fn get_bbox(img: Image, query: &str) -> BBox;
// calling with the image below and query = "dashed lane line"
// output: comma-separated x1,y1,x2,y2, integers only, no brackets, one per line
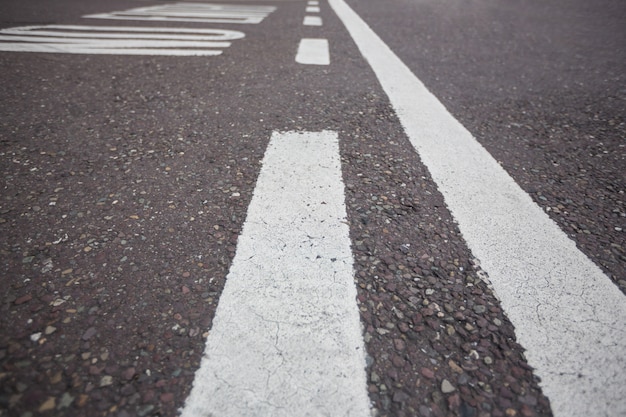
295,38,330,65
303,15,323,26
328,0,626,416
180,131,370,417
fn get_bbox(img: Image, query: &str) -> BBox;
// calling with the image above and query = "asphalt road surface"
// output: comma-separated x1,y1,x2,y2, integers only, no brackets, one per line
1,0,624,417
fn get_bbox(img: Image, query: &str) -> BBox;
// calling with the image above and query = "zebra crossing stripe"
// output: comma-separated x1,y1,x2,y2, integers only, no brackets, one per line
180,131,370,417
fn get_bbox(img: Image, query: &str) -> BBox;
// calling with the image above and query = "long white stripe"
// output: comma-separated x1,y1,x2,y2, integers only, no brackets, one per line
328,0,626,416
85,13,266,24
295,38,329,65
0,43,223,56
181,131,370,417
0,36,230,48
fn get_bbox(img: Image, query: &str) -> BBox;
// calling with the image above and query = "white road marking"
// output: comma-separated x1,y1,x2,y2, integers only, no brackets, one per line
308,1,320,5
306,6,321,13
303,15,323,26
295,38,329,65
180,131,370,417
328,0,626,416
0,25,244,56
85,2,276,25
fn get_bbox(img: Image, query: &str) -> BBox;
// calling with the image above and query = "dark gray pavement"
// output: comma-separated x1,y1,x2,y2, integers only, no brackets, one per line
0,0,623,416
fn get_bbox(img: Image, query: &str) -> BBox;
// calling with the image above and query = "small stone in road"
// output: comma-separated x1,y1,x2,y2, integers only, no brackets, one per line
38,397,56,412
58,392,74,409
82,327,97,341
473,305,487,314
30,332,42,342
393,338,406,351
122,367,136,380
100,375,113,387
160,392,174,402
15,294,32,305
45,326,57,335
441,379,456,393
448,360,463,374
420,367,435,379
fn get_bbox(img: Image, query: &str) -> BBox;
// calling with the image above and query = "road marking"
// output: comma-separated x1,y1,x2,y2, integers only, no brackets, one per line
308,1,320,5
85,2,276,25
295,38,329,65
0,25,244,56
303,15,323,26
328,0,626,416
180,131,370,417
306,6,321,13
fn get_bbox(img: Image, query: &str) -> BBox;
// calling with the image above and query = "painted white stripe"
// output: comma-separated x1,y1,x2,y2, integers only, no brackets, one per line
0,43,223,56
308,1,320,5
181,131,370,417
0,25,243,56
0,36,230,48
85,3,276,25
1,25,245,40
328,0,626,415
303,15,323,26
295,38,329,65
306,6,321,13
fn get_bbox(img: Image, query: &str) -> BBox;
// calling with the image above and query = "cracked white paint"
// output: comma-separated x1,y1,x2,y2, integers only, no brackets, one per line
329,0,626,416
180,131,370,417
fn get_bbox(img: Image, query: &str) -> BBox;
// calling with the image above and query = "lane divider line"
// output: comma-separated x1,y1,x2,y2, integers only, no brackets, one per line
303,15,323,26
180,131,370,417
328,0,626,415
295,38,329,65
306,6,321,13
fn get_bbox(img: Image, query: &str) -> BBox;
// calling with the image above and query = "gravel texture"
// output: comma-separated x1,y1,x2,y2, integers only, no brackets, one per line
0,0,599,416
345,0,625,292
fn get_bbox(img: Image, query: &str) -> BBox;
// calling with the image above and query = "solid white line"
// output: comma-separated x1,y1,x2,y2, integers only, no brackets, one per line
180,131,370,417
328,0,626,416
295,38,329,65
303,15,323,26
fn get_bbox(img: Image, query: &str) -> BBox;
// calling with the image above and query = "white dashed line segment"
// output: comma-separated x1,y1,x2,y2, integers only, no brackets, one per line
328,0,626,416
180,131,370,417
303,15,323,26
295,38,329,65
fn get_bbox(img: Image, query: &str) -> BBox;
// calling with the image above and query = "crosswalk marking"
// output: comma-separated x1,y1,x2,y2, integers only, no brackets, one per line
0,25,244,56
328,0,626,415
181,131,370,417
85,2,276,25
296,38,330,65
